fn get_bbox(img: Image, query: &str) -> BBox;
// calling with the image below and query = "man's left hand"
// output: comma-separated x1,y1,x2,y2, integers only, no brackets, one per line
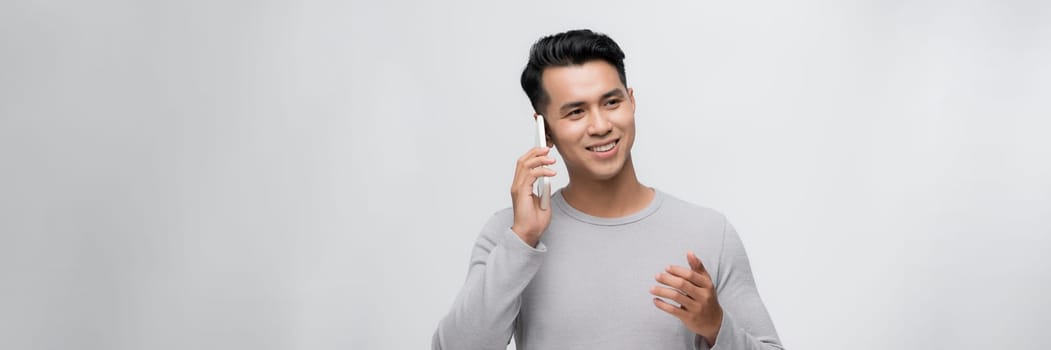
650,251,723,345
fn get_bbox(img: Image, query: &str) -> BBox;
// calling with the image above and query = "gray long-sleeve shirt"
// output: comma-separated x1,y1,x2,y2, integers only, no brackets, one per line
433,189,784,349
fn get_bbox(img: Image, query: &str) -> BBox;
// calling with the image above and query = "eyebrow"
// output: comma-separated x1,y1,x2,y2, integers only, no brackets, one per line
558,88,625,114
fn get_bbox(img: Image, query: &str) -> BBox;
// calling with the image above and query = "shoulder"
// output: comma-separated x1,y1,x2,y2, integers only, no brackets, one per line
656,190,731,230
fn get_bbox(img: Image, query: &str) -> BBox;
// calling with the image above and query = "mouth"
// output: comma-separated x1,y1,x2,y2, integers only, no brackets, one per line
586,139,619,153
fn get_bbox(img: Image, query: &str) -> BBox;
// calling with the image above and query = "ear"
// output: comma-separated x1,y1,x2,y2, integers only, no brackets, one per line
628,87,636,113
535,112,555,148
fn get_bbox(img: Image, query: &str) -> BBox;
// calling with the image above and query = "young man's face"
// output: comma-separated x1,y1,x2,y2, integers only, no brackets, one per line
539,60,636,182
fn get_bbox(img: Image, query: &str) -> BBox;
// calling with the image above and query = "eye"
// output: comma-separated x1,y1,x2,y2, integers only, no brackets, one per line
604,99,622,107
567,109,584,118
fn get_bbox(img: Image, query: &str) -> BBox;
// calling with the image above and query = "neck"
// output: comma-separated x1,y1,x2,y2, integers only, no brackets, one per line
562,156,654,218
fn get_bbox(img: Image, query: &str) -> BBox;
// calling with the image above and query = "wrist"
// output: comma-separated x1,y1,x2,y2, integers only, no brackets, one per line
510,225,540,247
704,309,724,345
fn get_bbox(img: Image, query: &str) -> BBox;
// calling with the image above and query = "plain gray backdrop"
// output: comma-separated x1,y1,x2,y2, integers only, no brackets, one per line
2,0,1049,349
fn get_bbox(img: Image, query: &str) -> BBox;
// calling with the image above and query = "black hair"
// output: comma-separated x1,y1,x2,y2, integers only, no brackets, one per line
520,29,627,115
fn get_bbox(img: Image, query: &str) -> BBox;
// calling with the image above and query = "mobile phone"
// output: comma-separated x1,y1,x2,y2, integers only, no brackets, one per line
535,115,552,210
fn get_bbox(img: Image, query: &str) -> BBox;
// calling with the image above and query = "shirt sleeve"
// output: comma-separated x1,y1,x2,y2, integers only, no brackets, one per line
432,210,547,350
702,218,785,350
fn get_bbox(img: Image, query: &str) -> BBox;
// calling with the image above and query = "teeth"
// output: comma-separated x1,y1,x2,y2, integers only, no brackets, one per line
589,141,616,152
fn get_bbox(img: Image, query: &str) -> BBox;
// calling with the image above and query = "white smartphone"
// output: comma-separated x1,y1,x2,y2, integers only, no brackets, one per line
535,115,552,210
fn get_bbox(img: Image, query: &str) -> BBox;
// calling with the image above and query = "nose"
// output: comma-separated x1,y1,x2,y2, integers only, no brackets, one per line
586,109,613,137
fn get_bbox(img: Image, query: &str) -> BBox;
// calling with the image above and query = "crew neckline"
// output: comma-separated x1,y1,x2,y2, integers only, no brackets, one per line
552,187,664,226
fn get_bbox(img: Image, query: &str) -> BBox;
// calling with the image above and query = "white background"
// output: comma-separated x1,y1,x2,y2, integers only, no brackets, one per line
2,0,1049,349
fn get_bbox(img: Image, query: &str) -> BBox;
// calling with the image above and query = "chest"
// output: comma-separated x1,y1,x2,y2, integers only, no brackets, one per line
515,221,720,349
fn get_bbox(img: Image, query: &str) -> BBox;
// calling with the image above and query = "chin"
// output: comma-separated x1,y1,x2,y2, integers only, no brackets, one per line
585,160,627,181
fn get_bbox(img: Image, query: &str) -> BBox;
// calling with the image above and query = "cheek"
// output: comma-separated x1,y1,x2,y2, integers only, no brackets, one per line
552,124,584,145
615,112,636,134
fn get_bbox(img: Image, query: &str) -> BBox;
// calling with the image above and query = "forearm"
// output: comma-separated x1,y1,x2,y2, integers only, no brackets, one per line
705,312,784,350
703,219,784,350
433,227,546,350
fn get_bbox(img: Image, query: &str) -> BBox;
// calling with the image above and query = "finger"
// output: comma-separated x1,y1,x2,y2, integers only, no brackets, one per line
655,272,703,301
528,167,557,179
512,153,553,190
531,193,554,214
687,251,710,278
514,167,557,196
652,297,687,318
665,265,711,289
521,154,557,170
517,147,550,164
650,285,698,309
512,148,553,185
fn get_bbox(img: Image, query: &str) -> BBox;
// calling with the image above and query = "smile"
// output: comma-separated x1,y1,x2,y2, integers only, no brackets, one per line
587,139,619,152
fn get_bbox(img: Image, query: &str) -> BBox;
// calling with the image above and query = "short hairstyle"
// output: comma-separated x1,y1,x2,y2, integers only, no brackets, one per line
520,29,627,115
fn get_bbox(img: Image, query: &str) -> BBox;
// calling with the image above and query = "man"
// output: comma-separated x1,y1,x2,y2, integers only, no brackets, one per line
433,29,784,350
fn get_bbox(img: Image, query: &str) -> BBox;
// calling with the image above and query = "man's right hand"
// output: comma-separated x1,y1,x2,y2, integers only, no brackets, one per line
510,147,557,247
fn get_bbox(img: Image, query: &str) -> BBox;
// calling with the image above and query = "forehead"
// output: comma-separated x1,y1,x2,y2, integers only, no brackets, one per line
541,60,623,105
